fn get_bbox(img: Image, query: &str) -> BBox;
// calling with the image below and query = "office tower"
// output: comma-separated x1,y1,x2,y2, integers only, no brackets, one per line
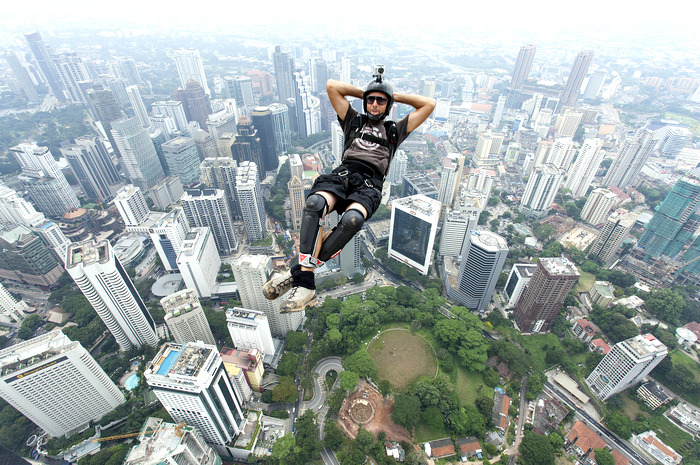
231,117,265,173
273,46,296,104
434,98,450,121
111,117,166,190
206,108,237,156
466,168,496,198
339,233,362,277
0,282,28,323
10,143,79,218
269,102,291,155
639,173,700,259
557,50,593,112
583,69,606,100
180,188,238,256
473,133,504,167
178,80,211,131
581,188,618,225
290,153,304,179
106,77,130,108
161,289,216,346
236,162,267,242
440,205,480,257
66,240,158,350
519,164,565,219
34,221,69,264
52,53,90,103
554,108,583,138
150,127,170,176
422,79,436,98
514,257,579,333
24,31,65,100
61,136,121,203
386,150,408,186
0,183,45,227
0,331,125,437
510,44,536,90
3,51,39,102
193,128,216,160
176,227,220,299
148,176,183,211
564,138,604,197
124,417,220,465
225,75,255,107
402,172,439,200
200,157,241,221
0,225,62,287
250,106,279,172
587,334,667,401
288,175,313,231
313,58,328,94
504,263,537,307
144,342,245,453
294,72,322,138
589,209,639,263
604,128,656,189
145,208,190,271
492,96,506,127
438,156,463,208
161,137,201,186
225,308,275,356
85,86,124,155
150,114,176,139
173,49,210,96
341,56,352,83
152,100,189,133
114,184,150,226
220,348,260,398
388,195,441,275
657,126,691,157
450,231,508,313
116,56,141,86
126,85,150,128
231,255,302,337
534,138,575,170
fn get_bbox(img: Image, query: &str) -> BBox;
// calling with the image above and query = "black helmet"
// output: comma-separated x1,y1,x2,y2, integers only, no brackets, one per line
363,79,393,121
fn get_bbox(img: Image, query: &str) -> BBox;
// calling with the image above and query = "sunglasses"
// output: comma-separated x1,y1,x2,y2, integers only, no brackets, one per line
366,96,388,105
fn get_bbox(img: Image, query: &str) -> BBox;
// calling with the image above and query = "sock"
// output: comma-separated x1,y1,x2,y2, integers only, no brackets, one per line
292,266,316,290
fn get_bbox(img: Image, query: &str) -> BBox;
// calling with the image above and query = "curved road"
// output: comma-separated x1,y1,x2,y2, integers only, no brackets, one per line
303,357,344,465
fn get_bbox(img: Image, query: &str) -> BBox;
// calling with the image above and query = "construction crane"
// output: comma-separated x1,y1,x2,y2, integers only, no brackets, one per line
92,421,186,443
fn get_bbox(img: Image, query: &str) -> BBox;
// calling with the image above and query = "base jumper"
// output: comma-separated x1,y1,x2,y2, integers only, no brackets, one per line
263,68,436,313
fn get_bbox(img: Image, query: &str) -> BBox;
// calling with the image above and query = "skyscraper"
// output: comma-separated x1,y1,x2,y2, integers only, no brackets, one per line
200,157,241,221
473,133,504,167
564,138,604,197
66,239,158,351
519,164,565,219
35,220,70,262
180,188,238,256
583,69,606,100
0,225,63,287
235,161,267,242
206,107,237,156
269,102,291,156
439,206,480,257
288,175,313,230
451,230,508,313
402,173,439,200
114,184,150,227
231,117,264,173
587,334,667,401
116,56,142,86
438,156,464,208
225,75,255,108
111,117,166,190
466,168,496,198
604,128,656,189
180,79,212,131
580,188,619,226
61,136,121,203
504,263,537,307
0,331,125,437
511,44,536,90
554,108,583,138
589,209,639,263
173,49,210,96
126,85,150,128
52,53,90,104
273,46,295,104
250,106,279,172
24,30,65,101
161,289,216,346
313,58,328,94
176,227,221,299
0,282,28,323
514,257,579,333
0,183,45,228
145,207,190,271
557,50,593,112
387,150,408,185
152,100,188,133
144,341,245,454
86,86,124,155
3,51,39,102
161,136,201,186
226,308,275,356
388,195,441,275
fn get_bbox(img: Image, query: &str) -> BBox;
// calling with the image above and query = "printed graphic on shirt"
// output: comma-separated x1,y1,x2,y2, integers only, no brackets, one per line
355,125,383,150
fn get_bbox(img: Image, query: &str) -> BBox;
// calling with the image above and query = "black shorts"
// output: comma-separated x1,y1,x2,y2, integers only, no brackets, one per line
310,163,383,219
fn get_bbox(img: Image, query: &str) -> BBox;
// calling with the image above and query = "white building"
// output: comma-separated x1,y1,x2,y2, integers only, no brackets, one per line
61,136,121,203
604,128,656,189
440,210,474,257
0,331,125,437
388,195,441,275
0,183,45,227
231,255,302,337
147,207,191,272
587,334,667,401
438,155,464,208
330,121,344,168
111,117,165,191
34,221,70,263
152,100,188,133
149,175,185,210
632,431,682,465
162,289,216,346
0,282,28,324
226,308,275,356
235,161,267,242
519,164,564,219
581,188,618,225
144,342,246,453
176,228,220,299
180,188,238,256
589,209,639,263
126,85,150,129
504,263,537,307
66,240,158,351
387,150,408,185
473,133,504,167
114,184,150,227
173,48,210,96
466,168,496,198
564,138,604,197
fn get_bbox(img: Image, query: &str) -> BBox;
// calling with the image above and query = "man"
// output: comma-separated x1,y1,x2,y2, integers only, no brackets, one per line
264,71,436,313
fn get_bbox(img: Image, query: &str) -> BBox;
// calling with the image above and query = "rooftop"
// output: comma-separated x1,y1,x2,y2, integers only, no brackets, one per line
540,257,579,277
66,240,109,267
624,334,666,358
149,343,212,378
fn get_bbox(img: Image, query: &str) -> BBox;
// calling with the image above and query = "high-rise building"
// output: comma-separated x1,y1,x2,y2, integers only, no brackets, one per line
162,289,216,346
173,49,210,96
116,56,141,86
224,75,255,108
24,31,66,101
388,195,441,275
52,53,90,104
492,96,506,127
176,227,221,299
422,79,436,98
231,255,302,337
0,225,62,287
231,117,264,173
220,348,260,398
124,417,220,465
66,240,158,351
583,70,606,100
149,175,184,210
589,209,639,263
451,230,508,313
439,205,481,257
250,106,279,172
206,108,237,157
519,164,565,219
273,46,296,104
0,183,45,228
269,103,291,156
35,220,70,262
126,85,150,128
557,50,593,112
472,133,504,167
554,108,583,138
114,184,150,227
511,44,536,90
86,87,124,155
143,208,190,271
657,126,691,157
341,57,351,84
3,51,39,102
564,138,604,197
180,188,238,256
10,143,79,218
200,157,241,221
61,136,121,203
387,150,408,186
225,308,275,356
587,334,667,401
152,100,188,133
236,162,267,242
537,138,576,170
313,58,328,94
514,257,579,333
144,342,245,453
0,331,125,437
111,117,165,190
179,79,212,131
466,168,496,198
0,281,28,324
161,137,201,186
402,172,439,200
504,263,537,307
288,175,313,231
581,188,618,225
604,128,656,189
438,156,464,208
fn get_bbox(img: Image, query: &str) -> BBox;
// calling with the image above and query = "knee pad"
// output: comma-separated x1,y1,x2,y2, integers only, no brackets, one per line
339,208,365,234
317,209,365,262
304,194,327,215
299,194,328,266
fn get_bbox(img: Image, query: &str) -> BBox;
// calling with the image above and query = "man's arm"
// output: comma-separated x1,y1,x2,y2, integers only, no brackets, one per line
326,79,363,121
393,93,436,133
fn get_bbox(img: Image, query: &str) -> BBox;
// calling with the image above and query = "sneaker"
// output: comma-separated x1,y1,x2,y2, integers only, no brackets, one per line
280,286,317,313
262,270,293,300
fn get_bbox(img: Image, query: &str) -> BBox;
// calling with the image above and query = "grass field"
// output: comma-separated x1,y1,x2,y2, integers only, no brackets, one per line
414,421,450,443
575,267,596,293
368,328,438,392
520,333,563,372
670,350,700,381
454,362,491,405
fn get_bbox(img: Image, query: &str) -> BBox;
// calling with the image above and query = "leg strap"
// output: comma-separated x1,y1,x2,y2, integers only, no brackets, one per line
299,194,327,268
317,208,365,262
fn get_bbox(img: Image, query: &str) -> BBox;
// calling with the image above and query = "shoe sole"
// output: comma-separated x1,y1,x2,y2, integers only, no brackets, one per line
280,297,318,314
262,276,292,300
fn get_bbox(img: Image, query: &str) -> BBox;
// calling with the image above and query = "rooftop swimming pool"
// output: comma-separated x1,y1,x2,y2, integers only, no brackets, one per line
124,373,139,391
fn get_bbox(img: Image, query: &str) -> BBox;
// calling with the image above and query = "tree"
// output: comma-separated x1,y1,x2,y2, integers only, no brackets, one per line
422,406,444,430
519,430,555,465
339,370,359,391
549,431,564,452
476,396,494,417
391,394,421,430
478,211,492,225
285,331,307,352
343,349,377,378
533,224,556,243
378,379,392,396
324,421,344,450
645,288,685,323
276,352,300,377
594,448,615,465
271,376,298,403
